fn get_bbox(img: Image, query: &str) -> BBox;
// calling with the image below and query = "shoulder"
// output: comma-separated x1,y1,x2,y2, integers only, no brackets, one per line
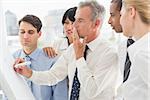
99,39,117,53
13,49,22,58
39,48,58,61
53,37,67,45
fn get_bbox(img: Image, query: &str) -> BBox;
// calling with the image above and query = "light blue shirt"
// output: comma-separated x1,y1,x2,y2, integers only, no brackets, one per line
13,48,68,100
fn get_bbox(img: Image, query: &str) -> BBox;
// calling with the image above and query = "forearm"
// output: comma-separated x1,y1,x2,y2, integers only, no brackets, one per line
29,55,68,86
29,69,67,86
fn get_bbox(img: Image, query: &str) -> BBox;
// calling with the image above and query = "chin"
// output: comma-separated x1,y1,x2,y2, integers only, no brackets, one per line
123,32,130,37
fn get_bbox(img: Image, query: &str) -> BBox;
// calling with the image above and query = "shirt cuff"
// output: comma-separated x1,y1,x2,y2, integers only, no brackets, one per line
29,70,36,81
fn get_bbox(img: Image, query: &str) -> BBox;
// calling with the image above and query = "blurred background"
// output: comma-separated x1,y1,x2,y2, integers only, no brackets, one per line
0,0,122,53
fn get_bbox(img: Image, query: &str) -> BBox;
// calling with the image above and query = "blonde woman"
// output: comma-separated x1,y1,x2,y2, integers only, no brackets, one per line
120,0,150,99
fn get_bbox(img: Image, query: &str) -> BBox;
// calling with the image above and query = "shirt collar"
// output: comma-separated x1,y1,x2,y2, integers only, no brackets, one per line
20,48,40,60
87,35,102,52
128,32,150,56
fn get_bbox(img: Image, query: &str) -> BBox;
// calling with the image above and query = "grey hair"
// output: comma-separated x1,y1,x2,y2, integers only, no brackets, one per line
78,0,106,22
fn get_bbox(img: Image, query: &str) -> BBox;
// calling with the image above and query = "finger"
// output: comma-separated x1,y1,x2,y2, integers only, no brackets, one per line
15,67,22,73
14,67,17,72
43,47,50,57
17,58,25,63
16,66,25,74
43,47,48,54
73,28,80,42
49,48,55,57
13,58,23,67
51,48,57,57
47,47,52,57
74,30,80,40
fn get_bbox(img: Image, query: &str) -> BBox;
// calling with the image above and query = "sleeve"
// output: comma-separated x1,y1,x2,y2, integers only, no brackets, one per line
76,49,119,99
52,38,63,55
29,53,68,86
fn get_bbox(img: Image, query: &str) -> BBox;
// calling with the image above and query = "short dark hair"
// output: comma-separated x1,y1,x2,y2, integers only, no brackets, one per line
111,0,122,11
62,7,77,25
18,15,42,32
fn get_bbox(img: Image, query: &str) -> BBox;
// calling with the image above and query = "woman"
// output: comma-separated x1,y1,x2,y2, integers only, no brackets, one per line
120,0,150,99
43,7,77,57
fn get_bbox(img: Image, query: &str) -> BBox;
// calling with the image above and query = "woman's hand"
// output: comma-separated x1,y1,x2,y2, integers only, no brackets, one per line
43,47,57,58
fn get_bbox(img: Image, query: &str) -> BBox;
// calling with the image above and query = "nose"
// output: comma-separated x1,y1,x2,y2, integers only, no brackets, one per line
23,32,30,38
67,23,73,30
108,17,112,24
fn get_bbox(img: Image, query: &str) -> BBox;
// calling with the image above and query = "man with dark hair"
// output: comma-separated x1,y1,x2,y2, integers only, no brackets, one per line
108,0,122,33
13,14,68,100
108,1,135,100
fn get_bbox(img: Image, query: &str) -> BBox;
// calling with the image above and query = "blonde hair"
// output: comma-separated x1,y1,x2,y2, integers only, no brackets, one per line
123,0,150,24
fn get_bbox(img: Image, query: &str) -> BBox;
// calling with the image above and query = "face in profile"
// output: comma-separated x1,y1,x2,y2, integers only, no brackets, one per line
63,17,74,39
19,21,41,48
74,7,96,39
120,5,133,37
108,3,122,33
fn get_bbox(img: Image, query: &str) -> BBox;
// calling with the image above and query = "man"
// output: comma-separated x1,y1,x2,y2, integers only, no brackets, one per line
108,0,124,85
108,1,125,99
108,0,135,99
13,15,68,100
14,1,119,100
108,0,134,83
108,0,122,33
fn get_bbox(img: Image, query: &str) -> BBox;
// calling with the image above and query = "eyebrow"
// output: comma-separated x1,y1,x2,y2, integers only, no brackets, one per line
19,29,35,32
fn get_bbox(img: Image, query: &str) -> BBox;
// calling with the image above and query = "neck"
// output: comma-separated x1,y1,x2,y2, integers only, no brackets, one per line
133,23,150,40
23,46,37,55
86,32,99,43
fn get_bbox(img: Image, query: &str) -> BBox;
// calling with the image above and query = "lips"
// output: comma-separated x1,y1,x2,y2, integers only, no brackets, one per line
22,40,30,43
66,31,73,35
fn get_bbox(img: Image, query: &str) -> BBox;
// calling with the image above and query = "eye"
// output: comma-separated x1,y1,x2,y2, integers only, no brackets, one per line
28,30,34,34
78,19,83,23
64,21,69,24
19,31,25,34
110,13,115,17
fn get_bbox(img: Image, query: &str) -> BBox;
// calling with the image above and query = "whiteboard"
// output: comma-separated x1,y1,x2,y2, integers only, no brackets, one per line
0,50,35,100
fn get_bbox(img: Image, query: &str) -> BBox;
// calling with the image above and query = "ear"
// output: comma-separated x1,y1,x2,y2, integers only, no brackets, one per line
94,19,101,29
129,6,136,19
38,31,42,37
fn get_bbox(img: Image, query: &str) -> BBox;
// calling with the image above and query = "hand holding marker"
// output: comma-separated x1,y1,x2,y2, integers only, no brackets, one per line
14,61,31,68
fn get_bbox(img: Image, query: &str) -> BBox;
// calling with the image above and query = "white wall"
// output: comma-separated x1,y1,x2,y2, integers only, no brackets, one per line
1,0,121,54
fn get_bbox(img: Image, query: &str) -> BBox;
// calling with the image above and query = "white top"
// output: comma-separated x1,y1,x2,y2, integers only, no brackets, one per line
115,39,127,98
122,32,150,100
29,36,119,100
52,37,69,55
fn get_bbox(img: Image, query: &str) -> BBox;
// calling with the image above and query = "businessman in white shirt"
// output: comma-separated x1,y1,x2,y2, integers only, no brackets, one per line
14,1,119,100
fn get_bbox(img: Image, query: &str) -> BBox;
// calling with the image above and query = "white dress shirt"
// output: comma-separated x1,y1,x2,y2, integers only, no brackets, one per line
29,36,119,100
52,37,69,55
114,39,127,100
121,32,150,100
